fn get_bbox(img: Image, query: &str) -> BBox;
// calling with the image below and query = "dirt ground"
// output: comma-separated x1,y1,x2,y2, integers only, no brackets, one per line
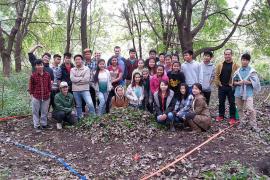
0,87,269,179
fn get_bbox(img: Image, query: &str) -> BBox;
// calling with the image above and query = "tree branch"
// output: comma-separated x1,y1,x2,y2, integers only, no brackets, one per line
191,0,208,38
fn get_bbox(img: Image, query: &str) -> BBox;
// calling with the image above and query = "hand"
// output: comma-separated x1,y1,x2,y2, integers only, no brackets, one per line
158,115,166,121
163,114,167,120
243,80,251,85
238,80,244,85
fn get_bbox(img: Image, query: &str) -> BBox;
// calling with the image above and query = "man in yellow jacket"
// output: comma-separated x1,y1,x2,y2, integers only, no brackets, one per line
214,49,239,125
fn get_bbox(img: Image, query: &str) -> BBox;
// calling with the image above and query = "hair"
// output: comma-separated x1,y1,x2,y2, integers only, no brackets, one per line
156,65,165,77
34,59,43,66
114,46,121,50
172,53,179,61
53,54,61,59
224,48,233,55
149,49,157,54
158,80,170,97
203,51,213,58
159,52,165,56
132,72,143,87
241,53,251,61
192,83,203,92
142,68,149,74
74,54,83,60
165,54,172,59
129,48,136,53
42,52,51,58
183,50,193,56
94,59,106,83
179,83,189,101
63,52,72,58
83,48,92,54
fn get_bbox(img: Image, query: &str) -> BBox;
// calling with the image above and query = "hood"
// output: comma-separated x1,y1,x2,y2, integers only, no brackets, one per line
115,85,125,99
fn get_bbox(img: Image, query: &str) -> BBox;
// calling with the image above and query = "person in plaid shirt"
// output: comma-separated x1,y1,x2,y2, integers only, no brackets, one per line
29,60,52,131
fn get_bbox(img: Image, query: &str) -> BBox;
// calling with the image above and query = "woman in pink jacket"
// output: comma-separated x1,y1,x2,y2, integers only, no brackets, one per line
150,65,169,94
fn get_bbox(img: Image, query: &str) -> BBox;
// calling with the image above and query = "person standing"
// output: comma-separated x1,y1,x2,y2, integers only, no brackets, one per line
181,50,200,94
59,52,74,91
50,54,62,109
70,54,96,119
233,53,261,131
168,61,185,98
215,49,239,125
29,60,52,131
199,51,215,105
144,49,159,66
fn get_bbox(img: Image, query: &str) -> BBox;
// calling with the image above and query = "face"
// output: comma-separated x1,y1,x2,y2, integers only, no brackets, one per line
64,56,71,64
114,48,121,56
116,88,124,97
84,52,92,61
224,50,233,62
75,56,83,67
180,86,186,95
98,61,105,70
165,57,172,66
172,63,180,72
241,59,249,67
159,55,165,62
95,52,101,60
156,66,164,76
183,53,192,62
138,60,144,68
160,82,168,91
192,85,201,95
112,58,118,66
172,55,178,62
35,63,44,72
203,54,212,64
149,52,156,58
142,71,149,79
134,74,141,83
129,52,136,59
54,57,61,65
149,59,156,68
61,86,69,94
42,55,50,64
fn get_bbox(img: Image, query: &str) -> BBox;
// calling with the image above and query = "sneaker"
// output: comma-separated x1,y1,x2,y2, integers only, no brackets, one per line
41,125,52,129
216,116,224,122
229,118,236,126
169,122,176,132
56,123,62,130
34,126,42,133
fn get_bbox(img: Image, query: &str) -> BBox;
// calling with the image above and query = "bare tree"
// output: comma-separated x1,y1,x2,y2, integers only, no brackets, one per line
0,0,26,76
81,0,88,51
66,0,78,52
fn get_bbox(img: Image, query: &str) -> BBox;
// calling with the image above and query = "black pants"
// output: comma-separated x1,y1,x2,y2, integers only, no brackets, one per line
202,91,211,105
106,89,115,113
52,111,74,125
218,86,236,118
49,89,59,111
82,86,96,112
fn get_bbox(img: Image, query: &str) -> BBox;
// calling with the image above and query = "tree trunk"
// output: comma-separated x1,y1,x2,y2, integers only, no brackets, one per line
15,31,23,72
66,0,73,53
1,53,11,76
81,0,88,51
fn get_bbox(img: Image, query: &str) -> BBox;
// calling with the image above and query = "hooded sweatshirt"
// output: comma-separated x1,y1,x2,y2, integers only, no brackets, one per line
111,85,129,108
199,62,215,92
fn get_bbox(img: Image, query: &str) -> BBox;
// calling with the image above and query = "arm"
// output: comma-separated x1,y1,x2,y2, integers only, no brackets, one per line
70,68,82,83
165,97,176,114
214,64,221,87
29,44,43,53
79,68,90,84
29,76,34,95
193,98,207,115
150,78,156,94
54,95,72,112
153,97,162,116
210,65,215,84
179,95,193,114
126,86,136,101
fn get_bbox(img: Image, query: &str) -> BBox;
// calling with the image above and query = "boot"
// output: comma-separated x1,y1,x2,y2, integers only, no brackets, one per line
56,123,62,130
187,119,201,132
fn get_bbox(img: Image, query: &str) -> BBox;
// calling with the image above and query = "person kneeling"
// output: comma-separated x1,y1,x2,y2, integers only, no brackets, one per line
153,80,176,131
185,83,211,132
52,82,75,130
111,85,129,109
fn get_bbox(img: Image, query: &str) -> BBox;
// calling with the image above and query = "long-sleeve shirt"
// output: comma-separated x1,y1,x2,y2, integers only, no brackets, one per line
29,71,51,100
199,62,215,92
70,65,90,91
181,60,200,87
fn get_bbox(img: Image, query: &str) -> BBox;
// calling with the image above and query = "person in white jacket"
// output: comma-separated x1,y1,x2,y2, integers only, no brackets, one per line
126,72,144,109
70,54,96,119
94,59,112,116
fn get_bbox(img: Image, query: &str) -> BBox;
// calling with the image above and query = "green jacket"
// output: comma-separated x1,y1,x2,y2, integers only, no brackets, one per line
54,92,74,113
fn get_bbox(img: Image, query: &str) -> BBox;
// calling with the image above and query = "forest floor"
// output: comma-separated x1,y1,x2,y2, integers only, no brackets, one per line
0,87,270,179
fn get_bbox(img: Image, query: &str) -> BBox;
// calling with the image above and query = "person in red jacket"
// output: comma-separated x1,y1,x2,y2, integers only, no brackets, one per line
29,60,52,132
125,48,139,85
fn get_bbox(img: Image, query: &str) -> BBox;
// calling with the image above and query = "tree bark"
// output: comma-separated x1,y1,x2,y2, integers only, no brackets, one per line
66,0,73,53
81,0,88,51
15,30,23,72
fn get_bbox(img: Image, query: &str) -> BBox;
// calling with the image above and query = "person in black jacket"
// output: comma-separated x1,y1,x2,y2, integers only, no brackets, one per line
28,44,54,81
59,52,74,92
153,80,176,131
167,61,185,98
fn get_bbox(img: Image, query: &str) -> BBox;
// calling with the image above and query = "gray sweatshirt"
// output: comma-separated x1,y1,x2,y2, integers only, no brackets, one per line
181,60,200,87
199,62,215,92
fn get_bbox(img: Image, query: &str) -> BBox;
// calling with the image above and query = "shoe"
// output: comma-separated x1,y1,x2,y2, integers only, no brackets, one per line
35,126,42,133
229,118,236,126
169,122,176,132
42,125,52,129
56,123,62,130
216,116,224,122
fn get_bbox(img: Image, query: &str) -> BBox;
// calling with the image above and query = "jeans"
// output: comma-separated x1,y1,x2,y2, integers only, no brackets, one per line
52,111,75,125
218,86,236,118
156,112,174,124
32,97,50,128
73,91,96,118
202,91,211,105
98,92,108,116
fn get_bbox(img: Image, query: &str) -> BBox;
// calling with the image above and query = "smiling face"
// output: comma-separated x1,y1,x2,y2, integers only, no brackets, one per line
42,55,50,64
160,81,168,92
142,71,149,79
111,57,118,66
192,85,201,95
138,60,144,69
61,86,69,95
224,49,233,63
172,62,180,72
134,73,141,84
116,87,124,97
149,59,156,68
114,48,121,56
64,56,71,64
203,54,212,64
156,66,164,76
54,57,61,65
129,51,136,59
241,58,249,67
98,61,105,70
183,53,192,62
75,56,83,67
180,85,186,95
84,52,92,61
172,55,178,62
165,56,172,66
159,55,165,63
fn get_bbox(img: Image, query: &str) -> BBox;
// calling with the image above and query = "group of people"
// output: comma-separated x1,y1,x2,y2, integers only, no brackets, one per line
28,45,261,132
